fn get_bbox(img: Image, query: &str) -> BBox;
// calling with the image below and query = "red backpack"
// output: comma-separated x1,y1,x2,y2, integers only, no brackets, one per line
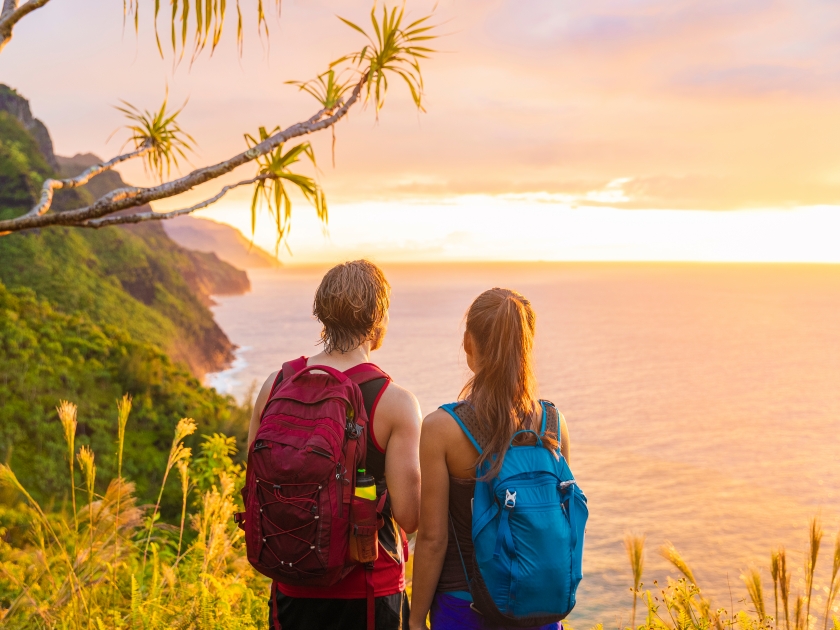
236,359,389,595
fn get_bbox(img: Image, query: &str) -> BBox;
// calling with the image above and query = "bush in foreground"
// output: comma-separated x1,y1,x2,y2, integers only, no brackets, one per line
0,398,265,629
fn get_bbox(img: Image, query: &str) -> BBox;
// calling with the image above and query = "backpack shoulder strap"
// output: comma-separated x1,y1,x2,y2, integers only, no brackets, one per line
345,364,391,420
259,360,305,421
439,402,486,455
281,356,308,382
344,362,391,385
539,400,561,452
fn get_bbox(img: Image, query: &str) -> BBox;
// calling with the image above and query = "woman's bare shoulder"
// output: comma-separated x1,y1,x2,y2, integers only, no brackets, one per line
422,407,473,446
422,407,459,432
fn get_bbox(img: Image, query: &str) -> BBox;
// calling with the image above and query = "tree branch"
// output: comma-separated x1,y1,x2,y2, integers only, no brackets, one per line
21,145,152,221
0,76,365,235
80,175,273,228
0,0,52,53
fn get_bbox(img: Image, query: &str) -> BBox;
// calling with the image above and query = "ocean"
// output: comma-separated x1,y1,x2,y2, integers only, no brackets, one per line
206,263,840,627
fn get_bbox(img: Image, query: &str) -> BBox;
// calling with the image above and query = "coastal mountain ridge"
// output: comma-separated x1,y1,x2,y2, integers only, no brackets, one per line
54,152,279,272
0,84,250,376
56,153,256,305
0,84,58,171
163,216,281,270
0,84,254,505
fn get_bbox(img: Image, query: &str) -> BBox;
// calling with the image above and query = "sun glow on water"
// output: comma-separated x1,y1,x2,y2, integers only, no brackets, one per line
197,195,840,264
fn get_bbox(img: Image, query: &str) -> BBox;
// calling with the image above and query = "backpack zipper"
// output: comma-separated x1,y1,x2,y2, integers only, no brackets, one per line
277,420,342,447
309,446,333,459
336,462,343,518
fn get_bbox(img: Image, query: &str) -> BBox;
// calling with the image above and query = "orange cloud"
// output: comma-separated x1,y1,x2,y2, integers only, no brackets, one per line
3,0,840,211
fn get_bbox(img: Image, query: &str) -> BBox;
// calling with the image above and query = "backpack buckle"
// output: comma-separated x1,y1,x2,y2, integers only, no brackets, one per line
346,421,363,439
504,489,517,509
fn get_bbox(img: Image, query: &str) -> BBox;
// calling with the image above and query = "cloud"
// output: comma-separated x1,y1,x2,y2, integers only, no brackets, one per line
673,64,840,97
4,0,840,213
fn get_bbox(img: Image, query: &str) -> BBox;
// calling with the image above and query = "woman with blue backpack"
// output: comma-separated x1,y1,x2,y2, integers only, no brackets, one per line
409,288,588,630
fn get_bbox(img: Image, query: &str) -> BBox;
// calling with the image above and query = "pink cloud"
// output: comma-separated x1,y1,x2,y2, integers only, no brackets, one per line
3,0,840,210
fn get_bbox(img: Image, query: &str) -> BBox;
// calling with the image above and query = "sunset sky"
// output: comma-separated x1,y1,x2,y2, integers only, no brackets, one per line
3,0,840,261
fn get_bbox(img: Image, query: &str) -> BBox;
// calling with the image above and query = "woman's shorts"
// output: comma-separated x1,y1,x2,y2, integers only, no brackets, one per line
430,592,563,630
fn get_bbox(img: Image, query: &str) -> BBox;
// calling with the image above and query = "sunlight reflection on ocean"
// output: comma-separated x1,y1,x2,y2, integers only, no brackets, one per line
206,263,840,626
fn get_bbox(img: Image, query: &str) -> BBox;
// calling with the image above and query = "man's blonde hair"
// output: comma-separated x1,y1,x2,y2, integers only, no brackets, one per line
313,260,391,353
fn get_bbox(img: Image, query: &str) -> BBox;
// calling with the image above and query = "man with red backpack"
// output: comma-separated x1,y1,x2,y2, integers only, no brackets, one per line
243,260,422,630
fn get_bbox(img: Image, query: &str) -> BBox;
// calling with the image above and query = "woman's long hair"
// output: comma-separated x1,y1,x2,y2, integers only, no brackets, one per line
460,288,557,477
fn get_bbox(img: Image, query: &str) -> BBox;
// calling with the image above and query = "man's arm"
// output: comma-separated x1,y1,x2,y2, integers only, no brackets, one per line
375,382,422,534
247,371,278,448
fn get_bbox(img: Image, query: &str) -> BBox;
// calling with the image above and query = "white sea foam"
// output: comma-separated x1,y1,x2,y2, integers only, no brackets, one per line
206,346,251,396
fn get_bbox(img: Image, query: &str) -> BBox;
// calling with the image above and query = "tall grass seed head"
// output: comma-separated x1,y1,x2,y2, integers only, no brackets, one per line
117,394,132,433
77,445,96,496
173,417,197,444
57,400,78,446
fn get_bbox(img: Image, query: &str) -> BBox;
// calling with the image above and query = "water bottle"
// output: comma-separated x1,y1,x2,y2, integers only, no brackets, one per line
349,469,379,563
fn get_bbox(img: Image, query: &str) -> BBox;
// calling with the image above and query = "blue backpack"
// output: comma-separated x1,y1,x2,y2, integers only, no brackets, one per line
440,400,588,627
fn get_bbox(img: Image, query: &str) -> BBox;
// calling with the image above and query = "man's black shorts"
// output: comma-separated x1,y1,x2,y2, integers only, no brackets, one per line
268,589,410,630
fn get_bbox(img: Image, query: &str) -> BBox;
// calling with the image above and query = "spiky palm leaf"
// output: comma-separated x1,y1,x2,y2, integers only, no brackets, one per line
333,3,437,114
287,70,355,166
287,69,354,111
245,126,327,254
116,95,195,181
127,0,278,61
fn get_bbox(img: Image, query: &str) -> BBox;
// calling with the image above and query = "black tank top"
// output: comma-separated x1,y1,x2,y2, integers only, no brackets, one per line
437,401,561,593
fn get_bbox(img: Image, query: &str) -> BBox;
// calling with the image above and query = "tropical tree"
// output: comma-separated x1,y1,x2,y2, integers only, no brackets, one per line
0,0,437,244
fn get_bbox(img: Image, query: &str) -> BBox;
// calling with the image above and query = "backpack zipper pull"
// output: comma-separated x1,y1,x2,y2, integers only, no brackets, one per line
504,489,517,509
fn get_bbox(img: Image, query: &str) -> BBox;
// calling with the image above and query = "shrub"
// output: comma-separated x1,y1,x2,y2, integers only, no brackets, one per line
0,398,266,629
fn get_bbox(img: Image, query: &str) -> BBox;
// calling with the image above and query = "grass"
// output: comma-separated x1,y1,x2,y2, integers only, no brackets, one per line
626,533,646,628
0,397,263,628
616,522,840,630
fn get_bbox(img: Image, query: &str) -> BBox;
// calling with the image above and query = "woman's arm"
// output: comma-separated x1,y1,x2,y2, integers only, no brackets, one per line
247,372,278,448
560,412,571,464
409,411,452,630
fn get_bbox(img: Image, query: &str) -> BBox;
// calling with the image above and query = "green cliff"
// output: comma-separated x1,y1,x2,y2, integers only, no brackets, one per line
0,86,251,510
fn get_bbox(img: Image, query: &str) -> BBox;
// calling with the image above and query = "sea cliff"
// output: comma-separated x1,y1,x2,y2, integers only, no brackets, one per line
0,85,253,505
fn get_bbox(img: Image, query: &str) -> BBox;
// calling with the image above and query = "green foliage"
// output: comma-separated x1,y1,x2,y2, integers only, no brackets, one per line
0,415,266,628
245,126,327,253
116,95,195,180
0,89,252,516
0,112,52,212
0,113,241,374
334,3,437,113
192,434,244,500
0,281,247,514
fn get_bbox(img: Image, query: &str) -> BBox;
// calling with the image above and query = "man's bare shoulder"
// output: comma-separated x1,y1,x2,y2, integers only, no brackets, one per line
375,380,422,427
257,371,279,400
